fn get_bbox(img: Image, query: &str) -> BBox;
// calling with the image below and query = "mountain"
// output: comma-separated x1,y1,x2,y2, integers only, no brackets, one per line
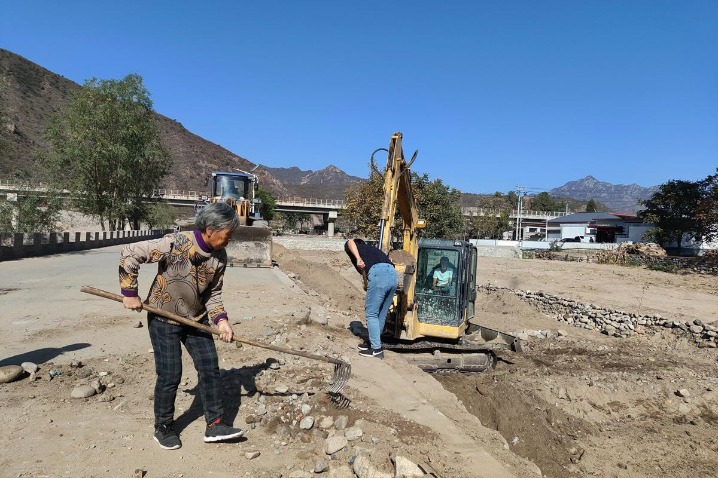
550,175,659,214
0,48,288,197
262,164,363,200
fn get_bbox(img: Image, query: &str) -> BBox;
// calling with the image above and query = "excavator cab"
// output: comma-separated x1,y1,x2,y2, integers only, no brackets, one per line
415,239,477,329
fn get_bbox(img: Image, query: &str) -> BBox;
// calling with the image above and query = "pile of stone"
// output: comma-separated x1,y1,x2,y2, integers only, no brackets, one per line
596,242,667,266
693,250,718,275
481,285,718,348
234,359,430,477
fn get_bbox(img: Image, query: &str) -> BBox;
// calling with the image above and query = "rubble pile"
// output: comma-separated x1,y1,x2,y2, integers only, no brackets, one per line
596,242,667,266
481,286,718,347
693,250,718,275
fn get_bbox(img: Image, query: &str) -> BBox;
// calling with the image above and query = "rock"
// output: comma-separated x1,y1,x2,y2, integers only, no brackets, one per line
516,332,530,341
557,329,568,337
328,465,354,478
334,415,348,430
345,426,363,441
90,379,104,394
301,404,312,415
325,436,348,455
269,361,281,370
314,459,329,473
74,368,92,379
300,416,315,430
393,455,425,477
21,362,38,374
352,454,392,478
275,384,290,393
0,365,24,384
319,416,335,429
133,320,143,328
310,305,329,325
71,385,97,399
245,414,259,424
678,403,691,415
245,451,261,459
676,389,691,398
690,325,703,334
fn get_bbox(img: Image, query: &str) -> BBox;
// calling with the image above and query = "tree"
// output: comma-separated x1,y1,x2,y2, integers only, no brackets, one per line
144,202,177,229
255,188,276,221
343,171,384,239
585,198,598,212
42,74,171,231
693,170,718,243
639,179,703,253
344,166,464,240
411,172,464,239
527,192,565,212
278,211,312,233
0,174,64,233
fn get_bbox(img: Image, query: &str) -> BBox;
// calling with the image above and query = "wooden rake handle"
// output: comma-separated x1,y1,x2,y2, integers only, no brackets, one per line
80,286,347,366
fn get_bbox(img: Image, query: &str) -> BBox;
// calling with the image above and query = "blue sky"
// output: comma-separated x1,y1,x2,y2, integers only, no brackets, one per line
1,0,716,195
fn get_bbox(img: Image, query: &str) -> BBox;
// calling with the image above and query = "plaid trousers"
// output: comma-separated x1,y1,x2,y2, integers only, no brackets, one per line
148,313,223,426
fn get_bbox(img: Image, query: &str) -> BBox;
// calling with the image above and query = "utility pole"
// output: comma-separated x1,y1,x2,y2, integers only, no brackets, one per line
515,185,525,241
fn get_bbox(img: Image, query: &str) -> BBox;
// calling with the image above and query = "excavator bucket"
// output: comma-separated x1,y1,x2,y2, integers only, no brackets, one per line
225,225,273,267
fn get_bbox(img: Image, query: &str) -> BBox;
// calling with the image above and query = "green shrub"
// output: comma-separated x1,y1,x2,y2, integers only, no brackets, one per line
647,260,679,273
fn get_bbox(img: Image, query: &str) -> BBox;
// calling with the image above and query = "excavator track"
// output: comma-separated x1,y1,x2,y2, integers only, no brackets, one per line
380,340,501,373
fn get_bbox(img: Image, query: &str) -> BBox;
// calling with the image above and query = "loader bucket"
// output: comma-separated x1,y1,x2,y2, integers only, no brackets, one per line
225,225,273,267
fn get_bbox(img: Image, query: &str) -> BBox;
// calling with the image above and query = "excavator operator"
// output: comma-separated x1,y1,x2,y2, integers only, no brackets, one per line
431,256,454,294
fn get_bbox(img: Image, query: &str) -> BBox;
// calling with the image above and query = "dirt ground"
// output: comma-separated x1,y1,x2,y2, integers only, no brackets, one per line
1,238,718,478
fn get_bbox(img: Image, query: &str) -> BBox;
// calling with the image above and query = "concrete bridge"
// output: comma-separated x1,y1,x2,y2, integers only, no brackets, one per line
1,180,570,236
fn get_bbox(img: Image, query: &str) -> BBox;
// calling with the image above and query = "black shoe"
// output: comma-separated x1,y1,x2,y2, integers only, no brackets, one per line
204,419,245,443
154,423,181,450
359,347,384,359
356,341,371,351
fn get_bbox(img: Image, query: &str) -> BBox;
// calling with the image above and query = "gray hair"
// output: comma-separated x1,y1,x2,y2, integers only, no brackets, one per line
195,202,240,232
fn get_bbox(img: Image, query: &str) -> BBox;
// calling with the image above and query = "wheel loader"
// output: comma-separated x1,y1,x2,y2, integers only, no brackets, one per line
199,170,272,267
371,132,521,372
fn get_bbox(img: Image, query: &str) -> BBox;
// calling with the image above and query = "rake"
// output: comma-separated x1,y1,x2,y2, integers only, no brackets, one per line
81,286,351,394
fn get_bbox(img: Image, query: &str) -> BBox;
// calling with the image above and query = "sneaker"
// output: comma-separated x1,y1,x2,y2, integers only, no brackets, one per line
204,418,245,443
358,347,384,359
356,341,371,351
154,423,181,450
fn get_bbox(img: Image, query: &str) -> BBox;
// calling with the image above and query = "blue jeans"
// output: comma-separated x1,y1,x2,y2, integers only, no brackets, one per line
365,263,398,350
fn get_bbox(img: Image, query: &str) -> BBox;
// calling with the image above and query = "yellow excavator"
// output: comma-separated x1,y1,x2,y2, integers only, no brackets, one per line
196,170,272,267
372,132,520,372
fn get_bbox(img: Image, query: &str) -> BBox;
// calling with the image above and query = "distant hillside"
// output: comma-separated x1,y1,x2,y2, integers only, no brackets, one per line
0,48,288,197
550,175,659,214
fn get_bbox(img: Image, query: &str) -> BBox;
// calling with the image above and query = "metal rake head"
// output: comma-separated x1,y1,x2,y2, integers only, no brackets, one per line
327,360,351,394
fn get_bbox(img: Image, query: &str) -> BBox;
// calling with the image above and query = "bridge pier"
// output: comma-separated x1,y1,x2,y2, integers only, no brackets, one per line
324,210,338,237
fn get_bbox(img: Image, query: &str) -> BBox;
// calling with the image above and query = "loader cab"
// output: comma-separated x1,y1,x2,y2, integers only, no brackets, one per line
212,172,255,202
414,239,478,329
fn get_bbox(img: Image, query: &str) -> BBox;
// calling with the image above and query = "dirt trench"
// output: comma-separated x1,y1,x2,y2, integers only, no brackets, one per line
273,244,718,478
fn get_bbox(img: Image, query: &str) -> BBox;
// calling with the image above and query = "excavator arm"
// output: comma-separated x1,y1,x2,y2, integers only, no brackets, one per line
374,132,425,339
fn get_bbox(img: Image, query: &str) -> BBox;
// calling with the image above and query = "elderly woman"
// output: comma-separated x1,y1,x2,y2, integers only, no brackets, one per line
119,202,244,450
